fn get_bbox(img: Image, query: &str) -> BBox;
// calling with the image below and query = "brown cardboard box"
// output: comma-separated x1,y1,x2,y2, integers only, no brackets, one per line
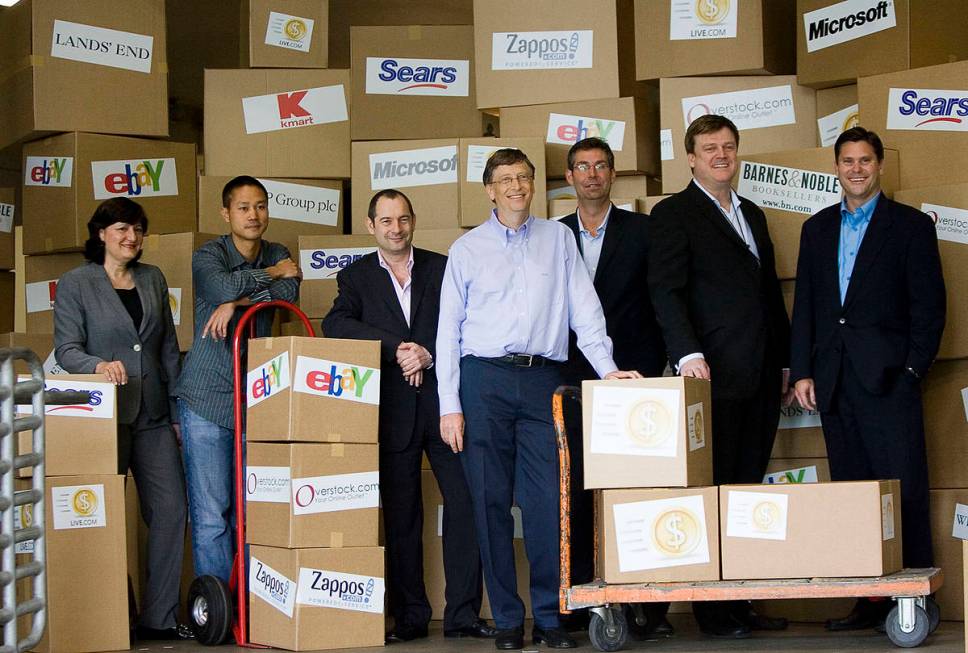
859,61,968,190
929,489,968,621
797,0,968,89
637,196,670,214
634,0,795,81
23,252,85,333
763,458,831,484
737,146,899,279
720,480,902,579
412,229,468,255
0,333,53,374
21,133,197,255
351,139,460,234
548,198,635,220
0,188,14,270
246,442,379,548
0,271,13,333
660,75,817,194
581,377,713,489
249,545,385,651
246,336,380,443
549,175,662,201
458,137,547,227
0,0,168,151
500,95,660,177
351,25,481,141
242,0,329,68
204,68,351,179
815,84,858,147
298,235,377,319
598,487,720,584
893,184,968,360
920,359,968,489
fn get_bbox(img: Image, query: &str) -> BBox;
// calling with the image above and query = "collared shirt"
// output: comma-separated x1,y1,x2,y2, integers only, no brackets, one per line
377,247,414,327
174,235,300,428
838,192,880,304
576,205,612,278
436,212,617,416
693,179,760,260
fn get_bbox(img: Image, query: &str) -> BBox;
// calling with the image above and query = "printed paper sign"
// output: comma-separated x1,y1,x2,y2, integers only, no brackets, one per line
818,103,860,147
546,113,626,150
881,493,896,541
921,202,968,246
250,557,297,617
613,495,710,572
293,356,380,405
670,0,738,40
91,158,178,200
19,378,115,419
591,386,681,458
370,146,458,190
14,505,34,554
687,402,706,451
43,351,66,376
952,503,968,540
246,466,292,503
300,247,376,280
682,85,796,131
261,179,339,226
51,484,106,530
167,287,182,326
291,472,380,515
763,465,819,485
547,186,577,201
439,504,522,538
778,397,822,429
887,88,968,132
738,161,841,216
51,20,154,73
264,11,314,52
660,129,674,161
726,490,788,541
247,352,291,408
803,0,896,53
23,157,73,188
491,30,594,70
366,57,470,96
0,203,13,233
296,567,385,613
465,144,508,184
25,280,58,313
962,387,968,423
242,84,348,134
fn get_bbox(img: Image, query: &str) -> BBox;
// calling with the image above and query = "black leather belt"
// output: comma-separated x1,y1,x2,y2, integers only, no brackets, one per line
492,354,560,367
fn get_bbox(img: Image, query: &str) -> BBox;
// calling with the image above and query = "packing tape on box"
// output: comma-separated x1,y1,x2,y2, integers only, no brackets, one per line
262,338,273,349
330,532,344,547
330,443,345,457
408,25,422,40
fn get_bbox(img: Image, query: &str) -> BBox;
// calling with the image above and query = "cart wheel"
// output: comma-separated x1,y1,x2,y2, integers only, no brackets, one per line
187,575,234,646
589,607,628,652
924,597,940,634
885,604,930,648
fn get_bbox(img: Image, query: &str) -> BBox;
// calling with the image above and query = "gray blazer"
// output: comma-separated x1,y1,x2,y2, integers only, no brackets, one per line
54,261,181,425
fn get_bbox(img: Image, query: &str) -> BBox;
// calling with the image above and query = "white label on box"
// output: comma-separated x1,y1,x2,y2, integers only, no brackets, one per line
669,0,738,40
612,495,710,572
14,505,34,554
763,465,819,485
296,567,384,613
292,356,380,405
247,352,290,408
91,158,178,200
465,144,513,184
738,161,841,216
25,279,58,313
818,103,860,147
962,387,968,423
778,398,822,428
0,202,13,233
686,402,705,451
726,490,788,541
167,287,182,326
50,20,154,73
366,57,470,96
547,185,576,201
881,493,895,541
887,88,968,132
370,146,458,191
300,247,376,280
18,378,115,419
921,202,968,246
491,30,594,70
681,85,796,131
23,156,73,188
660,129,674,161
51,484,106,530
261,179,339,226
952,503,968,540
438,504,522,538
242,84,348,135
264,11,314,52
291,472,380,515
803,0,896,53
590,386,681,458
42,351,66,376
546,113,626,151
250,556,297,617
246,466,291,503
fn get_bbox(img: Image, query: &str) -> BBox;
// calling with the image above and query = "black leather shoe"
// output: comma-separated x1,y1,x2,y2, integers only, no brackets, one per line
697,614,752,639
532,626,578,649
445,619,499,638
732,605,788,631
825,599,891,632
386,623,429,643
134,623,195,641
495,626,524,650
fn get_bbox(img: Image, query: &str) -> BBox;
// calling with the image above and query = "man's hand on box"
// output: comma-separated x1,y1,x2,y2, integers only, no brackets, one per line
604,370,643,380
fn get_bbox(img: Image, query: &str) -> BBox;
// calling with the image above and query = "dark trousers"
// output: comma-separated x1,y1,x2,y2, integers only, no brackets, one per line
459,356,564,630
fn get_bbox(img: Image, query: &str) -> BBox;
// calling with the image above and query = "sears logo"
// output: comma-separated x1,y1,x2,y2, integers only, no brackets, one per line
18,378,114,420
91,158,178,200
24,156,73,188
491,30,593,70
366,57,469,97
887,88,968,132
803,0,896,53
242,84,348,135
299,247,376,280
369,145,458,191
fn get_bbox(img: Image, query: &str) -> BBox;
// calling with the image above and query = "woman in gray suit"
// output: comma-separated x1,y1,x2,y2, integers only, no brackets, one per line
53,198,190,641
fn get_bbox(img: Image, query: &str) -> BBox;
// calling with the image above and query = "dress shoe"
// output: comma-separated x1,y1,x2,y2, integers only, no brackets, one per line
825,598,891,632
385,623,429,643
494,626,524,650
697,614,752,639
134,623,195,641
732,604,788,631
626,604,675,640
445,619,499,638
532,626,578,649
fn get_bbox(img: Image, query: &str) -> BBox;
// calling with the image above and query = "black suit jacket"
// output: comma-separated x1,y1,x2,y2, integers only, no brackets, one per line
648,181,790,399
559,206,667,380
322,247,447,452
789,195,945,412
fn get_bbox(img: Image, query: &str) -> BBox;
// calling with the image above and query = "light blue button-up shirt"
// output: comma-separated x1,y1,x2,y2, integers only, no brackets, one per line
838,192,880,304
436,212,617,415
577,205,611,278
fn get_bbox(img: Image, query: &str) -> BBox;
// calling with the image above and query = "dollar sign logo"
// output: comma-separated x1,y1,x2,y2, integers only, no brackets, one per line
627,400,671,448
642,404,658,437
654,509,700,556
696,0,728,23
665,513,686,550
753,501,779,531
72,488,98,516
285,19,306,41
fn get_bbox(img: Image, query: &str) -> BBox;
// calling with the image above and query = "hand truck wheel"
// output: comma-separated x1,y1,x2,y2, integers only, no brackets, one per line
187,575,234,646
923,597,940,634
885,602,930,648
589,606,629,652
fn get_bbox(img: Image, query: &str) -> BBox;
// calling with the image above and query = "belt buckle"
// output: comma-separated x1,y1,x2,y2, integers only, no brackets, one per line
517,354,533,367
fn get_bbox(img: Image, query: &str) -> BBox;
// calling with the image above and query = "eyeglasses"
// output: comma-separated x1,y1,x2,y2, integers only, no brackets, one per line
490,174,534,188
573,162,611,173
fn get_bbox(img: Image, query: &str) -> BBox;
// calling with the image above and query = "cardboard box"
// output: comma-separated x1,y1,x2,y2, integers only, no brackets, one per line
249,545,385,651
458,137,547,227
0,271,12,333
634,0,795,81
660,75,817,194
797,0,968,89
815,84,858,147
637,196,670,214
548,175,662,201
500,95,660,177
412,229,468,255
246,336,380,443
549,198,635,220
598,487,720,584
204,68,351,179
0,332,53,374
299,235,377,319
737,146,899,279
763,457,831,484
21,133,198,255
242,0,329,68
920,359,968,489
23,252,85,334
0,0,168,151
0,187,14,270
581,377,713,489
929,489,968,621
720,480,902,579
246,442,379,548
350,25,482,141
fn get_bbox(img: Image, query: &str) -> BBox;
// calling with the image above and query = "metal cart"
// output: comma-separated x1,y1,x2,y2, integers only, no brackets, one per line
552,385,943,651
